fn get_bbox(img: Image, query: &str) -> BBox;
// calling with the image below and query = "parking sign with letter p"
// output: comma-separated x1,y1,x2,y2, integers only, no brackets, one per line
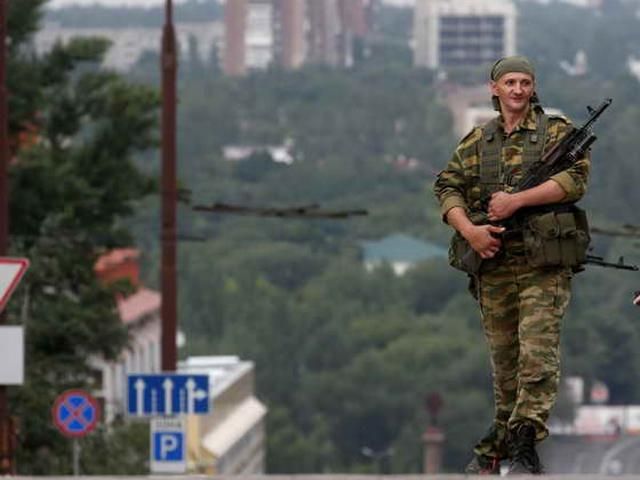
150,417,186,473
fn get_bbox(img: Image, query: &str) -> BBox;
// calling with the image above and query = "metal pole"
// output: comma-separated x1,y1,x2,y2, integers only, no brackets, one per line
161,0,178,372
0,0,14,474
0,0,7,256
72,439,80,476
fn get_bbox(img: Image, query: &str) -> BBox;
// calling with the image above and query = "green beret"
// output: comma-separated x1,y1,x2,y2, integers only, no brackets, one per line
490,56,535,81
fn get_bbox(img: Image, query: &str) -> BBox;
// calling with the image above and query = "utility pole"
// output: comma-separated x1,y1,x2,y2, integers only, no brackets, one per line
423,393,445,475
0,0,15,474
161,0,178,372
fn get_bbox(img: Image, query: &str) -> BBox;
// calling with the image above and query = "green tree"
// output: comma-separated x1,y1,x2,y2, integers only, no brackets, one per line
6,0,159,473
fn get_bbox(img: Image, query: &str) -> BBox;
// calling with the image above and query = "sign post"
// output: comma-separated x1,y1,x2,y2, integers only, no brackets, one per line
51,390,100,475
127,373,210,474
150,417,186,474
0,257,28,474
0,327,23,385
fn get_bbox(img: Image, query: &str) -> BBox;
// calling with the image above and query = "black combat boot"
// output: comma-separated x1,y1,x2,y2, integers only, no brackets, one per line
464,423,507,475
464,453,500,475
506,423,543,475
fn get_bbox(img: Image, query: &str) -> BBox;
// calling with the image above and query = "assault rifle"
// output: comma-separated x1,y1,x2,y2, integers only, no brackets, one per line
460,247,639,274
517,98,612,191
515,98,638,271
477,98,613,230
459,98,638,273
585,255,638,272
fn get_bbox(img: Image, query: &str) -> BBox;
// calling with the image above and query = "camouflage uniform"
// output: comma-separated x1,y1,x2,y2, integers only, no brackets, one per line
433,106,590,460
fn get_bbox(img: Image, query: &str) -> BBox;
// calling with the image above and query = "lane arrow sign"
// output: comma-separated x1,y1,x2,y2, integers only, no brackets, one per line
0,257,29,312
135,378,146,415
163,378,174,415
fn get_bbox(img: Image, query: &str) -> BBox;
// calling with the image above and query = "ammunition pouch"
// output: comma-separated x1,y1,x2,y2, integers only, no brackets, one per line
448,211,499,276
449,232,482,275
522,206,590,270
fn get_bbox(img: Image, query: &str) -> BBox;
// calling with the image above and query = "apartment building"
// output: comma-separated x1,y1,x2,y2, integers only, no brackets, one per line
223,0,249,75
522,0,602,6
273,0,306,69
35,22,223,72
223,0,369,75
223,0,275,74
413,0,516,69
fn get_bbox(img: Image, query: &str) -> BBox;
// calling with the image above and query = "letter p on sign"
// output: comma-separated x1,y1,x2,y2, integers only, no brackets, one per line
158,433,181,459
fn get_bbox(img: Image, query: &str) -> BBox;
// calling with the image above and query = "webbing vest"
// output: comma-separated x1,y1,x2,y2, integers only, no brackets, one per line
470,111,590,273
479,112,549,195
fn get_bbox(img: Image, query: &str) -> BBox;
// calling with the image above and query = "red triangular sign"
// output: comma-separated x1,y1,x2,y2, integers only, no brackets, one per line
0,257,29,312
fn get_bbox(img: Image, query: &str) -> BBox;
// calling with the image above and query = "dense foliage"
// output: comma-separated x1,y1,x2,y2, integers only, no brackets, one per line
6,0,640,474
7,0,157,473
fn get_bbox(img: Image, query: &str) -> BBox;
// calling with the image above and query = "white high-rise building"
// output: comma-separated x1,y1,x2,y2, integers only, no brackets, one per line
246,0,275,69
222,0,274,75
223,0,370,75
413,0,517,69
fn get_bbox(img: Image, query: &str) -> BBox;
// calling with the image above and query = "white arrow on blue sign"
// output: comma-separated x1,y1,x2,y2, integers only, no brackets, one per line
127,373,209,417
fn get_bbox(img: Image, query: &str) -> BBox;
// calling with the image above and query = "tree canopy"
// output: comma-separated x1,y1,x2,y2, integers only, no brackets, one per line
6,0,640,474
7,0,158,473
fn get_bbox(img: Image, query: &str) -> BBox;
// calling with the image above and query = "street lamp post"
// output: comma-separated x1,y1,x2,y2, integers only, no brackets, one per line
0,0,14,474
161,0,178,372
423,392,445,474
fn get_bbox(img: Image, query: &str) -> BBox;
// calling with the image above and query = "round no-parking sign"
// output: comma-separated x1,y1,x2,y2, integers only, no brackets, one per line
52,389,100,437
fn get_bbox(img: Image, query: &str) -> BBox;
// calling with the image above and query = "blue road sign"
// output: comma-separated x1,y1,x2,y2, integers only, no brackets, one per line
154,431,184,460
52,389,100,437
127,373,209,416
150,417,186,474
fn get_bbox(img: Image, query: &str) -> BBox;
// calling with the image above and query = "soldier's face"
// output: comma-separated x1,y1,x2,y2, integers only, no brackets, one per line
490,72,535,115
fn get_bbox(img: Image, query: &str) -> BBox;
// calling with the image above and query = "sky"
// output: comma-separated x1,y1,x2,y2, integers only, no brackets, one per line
47,0,416,9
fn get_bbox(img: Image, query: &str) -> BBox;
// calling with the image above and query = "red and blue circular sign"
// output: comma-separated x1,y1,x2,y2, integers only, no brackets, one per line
52,389,100,437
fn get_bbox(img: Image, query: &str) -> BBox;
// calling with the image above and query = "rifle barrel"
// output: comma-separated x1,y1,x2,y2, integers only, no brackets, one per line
583,98,612,130
585,254,639,271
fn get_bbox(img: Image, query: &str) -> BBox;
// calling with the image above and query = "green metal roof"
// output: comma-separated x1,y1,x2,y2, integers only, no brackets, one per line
361,234,448,263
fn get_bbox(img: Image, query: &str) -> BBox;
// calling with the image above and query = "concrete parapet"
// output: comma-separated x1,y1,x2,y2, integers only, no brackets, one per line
13,475,640,480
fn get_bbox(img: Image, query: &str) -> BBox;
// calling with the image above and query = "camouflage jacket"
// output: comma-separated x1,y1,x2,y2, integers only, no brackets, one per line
433,106,591,222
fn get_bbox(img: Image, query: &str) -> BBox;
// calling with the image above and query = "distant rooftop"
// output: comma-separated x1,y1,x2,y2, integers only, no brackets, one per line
178,355,254,398
117,287,161,325
94,248,139,273
361,233,448,264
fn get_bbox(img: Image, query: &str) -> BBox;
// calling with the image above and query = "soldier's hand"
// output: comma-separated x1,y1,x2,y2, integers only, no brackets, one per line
464,224,505,259
634,291,640,306
488,191,521,221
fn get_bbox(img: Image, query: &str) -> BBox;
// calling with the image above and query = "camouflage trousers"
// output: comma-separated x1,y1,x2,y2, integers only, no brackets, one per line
472,256,572,459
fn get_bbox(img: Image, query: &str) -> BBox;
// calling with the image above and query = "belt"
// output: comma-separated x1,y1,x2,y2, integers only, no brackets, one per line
502,233,526,257
501,229,524,242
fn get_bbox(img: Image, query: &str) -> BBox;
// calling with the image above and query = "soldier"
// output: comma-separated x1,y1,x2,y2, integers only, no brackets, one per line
433,56,590,475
